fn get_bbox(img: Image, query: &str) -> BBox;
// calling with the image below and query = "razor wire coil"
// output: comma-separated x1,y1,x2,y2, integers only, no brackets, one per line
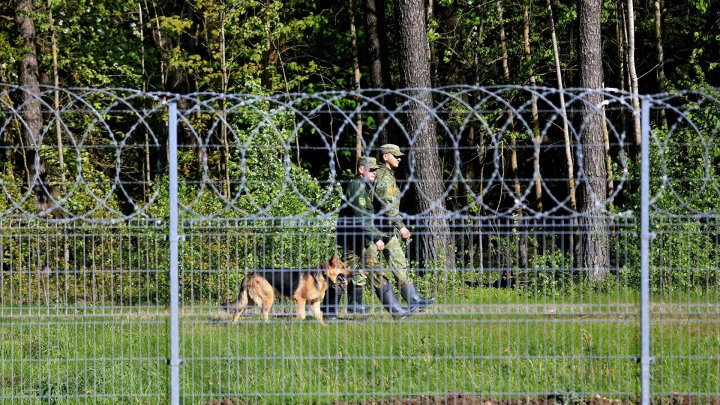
1,85,719,221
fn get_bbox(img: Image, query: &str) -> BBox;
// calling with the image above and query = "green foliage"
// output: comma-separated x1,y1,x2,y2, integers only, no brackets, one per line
1,0,719,306
0,30,20,83
612,219,718,295
649,221,719,294
41,0,144,88
618,97,720,217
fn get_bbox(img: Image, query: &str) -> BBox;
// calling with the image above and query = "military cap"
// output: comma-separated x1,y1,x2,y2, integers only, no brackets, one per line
380,144,405,157
357,156,380,169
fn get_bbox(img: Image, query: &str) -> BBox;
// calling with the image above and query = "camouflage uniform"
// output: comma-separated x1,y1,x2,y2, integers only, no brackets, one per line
373,165,411,286
336,165,386,288
369,144,436,314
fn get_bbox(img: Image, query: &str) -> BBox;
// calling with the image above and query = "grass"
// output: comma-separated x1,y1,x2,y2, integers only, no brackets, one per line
1,288,719,404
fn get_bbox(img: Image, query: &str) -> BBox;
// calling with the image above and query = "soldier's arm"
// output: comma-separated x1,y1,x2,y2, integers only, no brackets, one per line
362,211,386,243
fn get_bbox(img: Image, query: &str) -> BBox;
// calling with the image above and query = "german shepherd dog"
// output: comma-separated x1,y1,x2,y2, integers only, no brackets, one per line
223,254,351,324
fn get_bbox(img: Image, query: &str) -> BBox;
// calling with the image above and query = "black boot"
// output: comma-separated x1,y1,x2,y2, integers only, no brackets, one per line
346,281,367,315
322,285,344,320
399,282,436,310
374,284,418,319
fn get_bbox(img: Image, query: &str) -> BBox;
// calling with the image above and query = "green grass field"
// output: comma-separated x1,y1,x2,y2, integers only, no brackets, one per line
1,289,719,404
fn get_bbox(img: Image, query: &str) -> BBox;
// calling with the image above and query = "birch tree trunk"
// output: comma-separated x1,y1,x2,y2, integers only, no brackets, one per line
139,2,153,199
467,20,486,196
523,2,542,212
616,1,627,92
626,0,642,146
654,0,668,127
48,3,70,292
349,0,363,158
546,0,576,215
496,0,528,268
49,4,66,193
220,8,231,198
601,82,615,204
426,0,436,85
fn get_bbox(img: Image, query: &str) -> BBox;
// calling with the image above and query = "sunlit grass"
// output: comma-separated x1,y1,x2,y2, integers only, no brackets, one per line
1,289,718,404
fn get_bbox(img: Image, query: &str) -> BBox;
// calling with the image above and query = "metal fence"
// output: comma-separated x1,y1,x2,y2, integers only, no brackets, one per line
1,85,719,404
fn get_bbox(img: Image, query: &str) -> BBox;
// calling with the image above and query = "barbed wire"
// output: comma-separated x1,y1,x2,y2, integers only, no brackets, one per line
1,85,718,222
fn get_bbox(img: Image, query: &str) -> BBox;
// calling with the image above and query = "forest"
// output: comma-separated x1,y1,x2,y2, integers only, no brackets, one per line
1,0,719,296
3,0,719,93
2,6,720,405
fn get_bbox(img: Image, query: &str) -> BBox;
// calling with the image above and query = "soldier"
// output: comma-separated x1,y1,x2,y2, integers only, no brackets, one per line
374,144,436,310
324,156,417,319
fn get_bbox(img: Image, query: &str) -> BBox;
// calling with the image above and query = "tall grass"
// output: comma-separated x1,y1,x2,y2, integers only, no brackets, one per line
1,289,719,404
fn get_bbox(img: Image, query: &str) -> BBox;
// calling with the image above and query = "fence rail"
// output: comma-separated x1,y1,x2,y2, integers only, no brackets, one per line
1,85,719,404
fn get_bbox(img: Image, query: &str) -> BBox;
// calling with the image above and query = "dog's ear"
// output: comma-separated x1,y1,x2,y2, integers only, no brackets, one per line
329,252,339,266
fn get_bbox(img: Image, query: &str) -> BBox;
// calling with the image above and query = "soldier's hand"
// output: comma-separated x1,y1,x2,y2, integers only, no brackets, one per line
399,227,411,240
375,240,385,251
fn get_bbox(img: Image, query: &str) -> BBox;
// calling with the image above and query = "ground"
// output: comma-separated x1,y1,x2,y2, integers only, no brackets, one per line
203,393,720,405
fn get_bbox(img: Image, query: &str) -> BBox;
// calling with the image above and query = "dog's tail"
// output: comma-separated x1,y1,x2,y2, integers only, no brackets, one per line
222,276,250,312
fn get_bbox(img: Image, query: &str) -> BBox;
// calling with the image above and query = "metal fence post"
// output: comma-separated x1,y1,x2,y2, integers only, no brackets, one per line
640,96,652,405
168,101,181,405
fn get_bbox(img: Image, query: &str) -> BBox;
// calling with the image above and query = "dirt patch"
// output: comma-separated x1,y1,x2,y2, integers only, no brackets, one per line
331,393,625,405
203,393,720,405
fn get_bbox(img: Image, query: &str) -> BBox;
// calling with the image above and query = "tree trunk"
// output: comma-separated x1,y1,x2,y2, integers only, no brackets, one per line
497,0,528,268
469,20,486,198
349,0,363,158
547,0,578,264
47,3,70,297
626,0,642,146
394,0,453,270
616,1,627,92
219,9,228,198
496,0,510,86
139,2,153,200
654,0,668,127
567,19,575,87
466,20,487,270
426,0,436,86
49,5,66,193
364,0,397,145
601,82,614,204
547,0,576,214
578,0,609,280
523,2,542,212
15,0,50,213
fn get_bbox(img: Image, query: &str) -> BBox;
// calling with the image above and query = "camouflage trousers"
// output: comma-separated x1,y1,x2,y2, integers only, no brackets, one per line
345,236,410,289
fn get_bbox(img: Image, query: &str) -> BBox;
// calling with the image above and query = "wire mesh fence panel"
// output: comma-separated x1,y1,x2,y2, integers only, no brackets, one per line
177,222,643,403
1,87,172,403
0,85,719,403
0,220,170,402
646,93,720,402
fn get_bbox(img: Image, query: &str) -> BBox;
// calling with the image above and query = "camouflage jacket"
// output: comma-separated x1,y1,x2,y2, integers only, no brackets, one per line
336,177,386,251
373,166,406,232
